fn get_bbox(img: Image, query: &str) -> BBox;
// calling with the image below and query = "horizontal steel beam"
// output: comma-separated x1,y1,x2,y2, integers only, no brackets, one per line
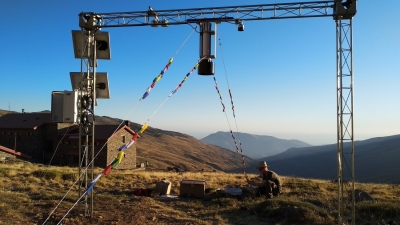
79,1,338,29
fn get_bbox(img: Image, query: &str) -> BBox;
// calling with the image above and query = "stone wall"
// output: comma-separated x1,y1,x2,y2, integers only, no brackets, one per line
0,124,136,169
106,129,136,170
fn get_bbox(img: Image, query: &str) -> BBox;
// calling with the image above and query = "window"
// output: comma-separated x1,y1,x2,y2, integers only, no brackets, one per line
27,132,32,136
122,135,126,143
17,132,22,141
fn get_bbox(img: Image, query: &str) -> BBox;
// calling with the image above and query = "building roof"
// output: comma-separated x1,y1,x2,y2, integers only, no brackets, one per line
0,113,51,129
0,145,32,159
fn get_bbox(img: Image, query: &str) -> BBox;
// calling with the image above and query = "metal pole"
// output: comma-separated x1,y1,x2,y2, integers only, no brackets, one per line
84,30,91,217
90,34,97,219
77,29,84,214
350,18,355,225
336,17,343,224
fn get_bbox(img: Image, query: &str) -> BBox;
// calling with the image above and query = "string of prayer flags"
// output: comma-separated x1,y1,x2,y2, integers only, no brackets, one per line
212,77,225,112
78,58,206,209
169,62,200,96
137,123,148,134
103,165,112,175
227,89,245,166
141,58,174,100
230,130,240,153
119,132,139,151
84,172,103,195
229,89,235,118
239,140,245,166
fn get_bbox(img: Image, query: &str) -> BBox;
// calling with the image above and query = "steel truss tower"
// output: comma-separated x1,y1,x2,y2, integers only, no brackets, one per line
75,0,356,224
336,18,355,223
76,30,97,217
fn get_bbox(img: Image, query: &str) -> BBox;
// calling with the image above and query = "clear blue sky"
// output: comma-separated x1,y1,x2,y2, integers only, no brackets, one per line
1,1,399,145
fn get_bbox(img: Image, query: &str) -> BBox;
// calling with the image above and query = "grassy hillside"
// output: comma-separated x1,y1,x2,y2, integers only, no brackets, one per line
0,109,16,117
0,162,399,224
96,116,254,172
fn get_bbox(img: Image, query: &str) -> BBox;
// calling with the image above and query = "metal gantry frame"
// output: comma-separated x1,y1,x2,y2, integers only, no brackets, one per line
75,0,356,224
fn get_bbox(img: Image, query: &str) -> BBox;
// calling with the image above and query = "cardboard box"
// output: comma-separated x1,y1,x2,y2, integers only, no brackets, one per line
180,179,206,198
155,180,171,195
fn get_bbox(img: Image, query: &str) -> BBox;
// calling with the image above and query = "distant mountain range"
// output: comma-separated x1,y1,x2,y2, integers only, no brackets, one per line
200,131,312,159
250,135,400,184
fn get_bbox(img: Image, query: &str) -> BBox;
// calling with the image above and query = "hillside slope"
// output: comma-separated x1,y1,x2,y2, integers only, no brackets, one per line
97,116,254,172
0,112,253,172
201,131,312,159
0,109,17,117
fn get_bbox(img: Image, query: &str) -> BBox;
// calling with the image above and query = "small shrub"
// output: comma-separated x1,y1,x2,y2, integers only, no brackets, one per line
61,173,77,181
0,168,8,176
31,170,58,180
357,201,400,219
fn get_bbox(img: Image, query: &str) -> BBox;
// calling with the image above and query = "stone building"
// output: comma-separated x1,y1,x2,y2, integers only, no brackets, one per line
56,123,137,169
0,112,137,169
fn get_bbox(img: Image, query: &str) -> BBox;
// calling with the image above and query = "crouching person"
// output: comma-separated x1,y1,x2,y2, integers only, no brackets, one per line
247,161,282,199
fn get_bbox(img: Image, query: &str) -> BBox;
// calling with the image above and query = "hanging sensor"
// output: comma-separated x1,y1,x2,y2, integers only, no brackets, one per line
238,22,244,31
238,21,244,32
198,22,216,75
199,22,216,59
148,6,160,28
198,59,214,75
161,19,168,27
235,19,244,32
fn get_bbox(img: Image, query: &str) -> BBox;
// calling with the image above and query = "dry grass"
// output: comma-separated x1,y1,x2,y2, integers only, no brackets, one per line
0,162,399,225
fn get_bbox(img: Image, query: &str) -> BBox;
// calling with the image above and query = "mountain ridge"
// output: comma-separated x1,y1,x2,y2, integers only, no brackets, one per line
252,134,400,184
200,131,312,159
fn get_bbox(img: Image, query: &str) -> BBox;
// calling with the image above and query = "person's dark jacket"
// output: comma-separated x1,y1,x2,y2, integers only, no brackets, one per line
262,170,282,194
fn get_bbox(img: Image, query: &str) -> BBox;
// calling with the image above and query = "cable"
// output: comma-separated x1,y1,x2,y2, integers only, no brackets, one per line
174,27,197,56
43,27,197,225
215,33,247,173
56,193,86,225
53,57,205,224
48,124,72,165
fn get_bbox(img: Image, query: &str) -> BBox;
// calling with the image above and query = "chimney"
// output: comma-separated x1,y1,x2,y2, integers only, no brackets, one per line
124,120,130,127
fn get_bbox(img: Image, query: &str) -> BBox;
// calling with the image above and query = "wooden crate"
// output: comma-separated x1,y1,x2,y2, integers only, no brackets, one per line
155,180,171,195
180,179,206,198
